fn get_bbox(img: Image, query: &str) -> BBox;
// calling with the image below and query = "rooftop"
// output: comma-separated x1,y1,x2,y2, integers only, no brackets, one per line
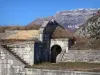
5,30,40,40
52,26,73,39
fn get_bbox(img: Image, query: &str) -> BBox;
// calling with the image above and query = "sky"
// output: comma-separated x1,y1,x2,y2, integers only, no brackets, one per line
0,0,100,26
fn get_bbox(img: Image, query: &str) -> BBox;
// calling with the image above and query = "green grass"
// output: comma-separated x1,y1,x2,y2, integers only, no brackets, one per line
26,62,100,72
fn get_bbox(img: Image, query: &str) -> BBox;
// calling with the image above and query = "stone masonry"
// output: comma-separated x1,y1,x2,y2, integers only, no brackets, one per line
0,20,100,75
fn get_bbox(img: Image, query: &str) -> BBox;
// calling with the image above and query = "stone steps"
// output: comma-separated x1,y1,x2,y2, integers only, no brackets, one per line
1,45,30,66
7,43,34,66
61,53,75,62
9,47,24,59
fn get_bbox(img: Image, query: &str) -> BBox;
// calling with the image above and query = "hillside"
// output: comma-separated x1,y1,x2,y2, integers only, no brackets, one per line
74,10,100,37
73,10,100,50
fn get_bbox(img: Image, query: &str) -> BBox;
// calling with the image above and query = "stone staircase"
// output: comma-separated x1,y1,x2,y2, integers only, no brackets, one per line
56,50,68,63
1,45,30,66
61,52,76,62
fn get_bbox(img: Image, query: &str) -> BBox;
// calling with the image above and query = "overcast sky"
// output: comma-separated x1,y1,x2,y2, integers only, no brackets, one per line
0,0,100,25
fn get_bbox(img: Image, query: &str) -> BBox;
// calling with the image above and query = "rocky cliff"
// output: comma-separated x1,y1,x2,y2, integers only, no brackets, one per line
74,10,100,38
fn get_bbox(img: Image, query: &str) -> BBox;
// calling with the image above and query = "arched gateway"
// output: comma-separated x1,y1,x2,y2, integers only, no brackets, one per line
34,20,72,64
51,45,62,63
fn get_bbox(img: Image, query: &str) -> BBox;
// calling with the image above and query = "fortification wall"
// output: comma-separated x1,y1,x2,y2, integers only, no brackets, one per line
8,41,34,65
62,50,100,63
26,69,100,75
0,46,25,75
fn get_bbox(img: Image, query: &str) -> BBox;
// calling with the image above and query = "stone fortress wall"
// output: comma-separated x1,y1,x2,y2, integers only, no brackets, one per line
62,50,100,63
1,44,100,75
0,20,100,75
0,45,25,75
25,69,100,75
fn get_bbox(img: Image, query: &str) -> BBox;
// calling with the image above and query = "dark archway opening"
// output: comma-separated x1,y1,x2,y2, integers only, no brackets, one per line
51,45,62,63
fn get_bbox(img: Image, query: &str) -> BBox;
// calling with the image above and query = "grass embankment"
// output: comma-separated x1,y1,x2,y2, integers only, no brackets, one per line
27,62,100,72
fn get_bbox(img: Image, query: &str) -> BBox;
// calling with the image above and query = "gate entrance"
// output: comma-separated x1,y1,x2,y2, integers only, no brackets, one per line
51,45,62,63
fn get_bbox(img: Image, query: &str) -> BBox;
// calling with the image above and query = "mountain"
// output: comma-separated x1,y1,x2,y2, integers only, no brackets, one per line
27,8,99,32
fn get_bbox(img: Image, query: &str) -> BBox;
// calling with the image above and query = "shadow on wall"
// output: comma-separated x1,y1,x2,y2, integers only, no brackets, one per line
34,41,44,64
34,41,50,64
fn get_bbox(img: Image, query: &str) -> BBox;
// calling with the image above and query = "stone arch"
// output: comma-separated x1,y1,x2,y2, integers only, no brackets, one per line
51,45,62,63
50,39,68,53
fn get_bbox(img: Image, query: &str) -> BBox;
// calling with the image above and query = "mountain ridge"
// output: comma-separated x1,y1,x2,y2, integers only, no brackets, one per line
27,8,99,32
